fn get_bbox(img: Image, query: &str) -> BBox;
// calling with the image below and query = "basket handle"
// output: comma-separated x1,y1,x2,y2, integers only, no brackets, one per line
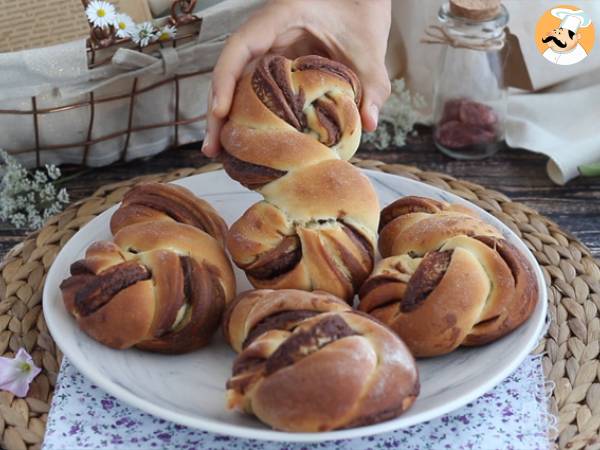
169,0,198,25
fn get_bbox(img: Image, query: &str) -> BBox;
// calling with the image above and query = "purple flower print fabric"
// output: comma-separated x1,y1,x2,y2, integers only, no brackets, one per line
43,356,552,450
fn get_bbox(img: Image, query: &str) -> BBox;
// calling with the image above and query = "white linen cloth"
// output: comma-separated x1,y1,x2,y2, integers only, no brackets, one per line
42,356,552,450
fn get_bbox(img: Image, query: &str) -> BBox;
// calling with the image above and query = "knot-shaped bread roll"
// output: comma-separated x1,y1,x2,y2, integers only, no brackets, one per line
358,196,538,357
224,289,419,431
60,185,235,353
221,54,379,301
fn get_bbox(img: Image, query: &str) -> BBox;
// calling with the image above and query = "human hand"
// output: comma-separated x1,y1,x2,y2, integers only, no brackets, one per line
201,0,392,157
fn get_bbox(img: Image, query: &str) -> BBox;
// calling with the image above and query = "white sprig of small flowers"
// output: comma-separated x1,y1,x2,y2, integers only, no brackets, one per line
85,0,116,29
361,78,426,149
0,150,70,230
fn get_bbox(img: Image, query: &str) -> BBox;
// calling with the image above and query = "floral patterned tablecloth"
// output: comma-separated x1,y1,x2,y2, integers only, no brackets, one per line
43,356,552,450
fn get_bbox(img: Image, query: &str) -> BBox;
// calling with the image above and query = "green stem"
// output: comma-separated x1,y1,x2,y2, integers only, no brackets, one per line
53,168,94,186
579,162,600,177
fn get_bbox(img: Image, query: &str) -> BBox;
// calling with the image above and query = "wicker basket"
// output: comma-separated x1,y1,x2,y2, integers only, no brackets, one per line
0,0,261,169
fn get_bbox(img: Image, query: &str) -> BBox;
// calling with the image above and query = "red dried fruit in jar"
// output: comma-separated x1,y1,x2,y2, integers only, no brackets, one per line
458,100,498,128
440,98,466,123
436,120,496,149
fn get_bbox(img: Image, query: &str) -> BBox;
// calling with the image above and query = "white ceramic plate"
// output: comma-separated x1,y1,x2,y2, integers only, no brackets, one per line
43,169,547,442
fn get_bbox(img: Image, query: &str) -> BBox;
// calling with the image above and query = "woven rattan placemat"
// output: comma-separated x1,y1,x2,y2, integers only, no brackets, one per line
0,159,598,450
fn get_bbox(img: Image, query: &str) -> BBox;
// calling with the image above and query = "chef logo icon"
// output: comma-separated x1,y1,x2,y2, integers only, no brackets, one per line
535,5,594,65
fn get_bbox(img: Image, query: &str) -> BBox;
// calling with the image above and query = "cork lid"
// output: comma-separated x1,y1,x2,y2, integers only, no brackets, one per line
449,0,502,21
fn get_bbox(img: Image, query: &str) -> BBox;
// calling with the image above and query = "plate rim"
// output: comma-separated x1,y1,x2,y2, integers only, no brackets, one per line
42,168,548,442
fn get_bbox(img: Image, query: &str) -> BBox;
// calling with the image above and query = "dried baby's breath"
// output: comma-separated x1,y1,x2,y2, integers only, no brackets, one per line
362,78,426,149
0,150,70,230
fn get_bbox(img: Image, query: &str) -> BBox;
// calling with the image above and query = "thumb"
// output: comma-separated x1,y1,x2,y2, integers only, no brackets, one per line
356,65,391,132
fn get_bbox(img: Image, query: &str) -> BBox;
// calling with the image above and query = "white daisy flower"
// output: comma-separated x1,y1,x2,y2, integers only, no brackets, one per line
130,22,157,47
113,13,135,39
85,1,116,29
157,25,177,42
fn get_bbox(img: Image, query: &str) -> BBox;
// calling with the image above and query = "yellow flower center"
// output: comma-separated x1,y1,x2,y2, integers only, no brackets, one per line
118,22,126,30
19,362,31,373
97,8,106,18
159,32,170,41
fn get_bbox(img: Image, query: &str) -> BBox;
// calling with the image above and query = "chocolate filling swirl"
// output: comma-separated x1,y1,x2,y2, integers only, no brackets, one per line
228,314,357,393
232,355,266,378
115,184,224,239
71,261,151,316
313,98,341,146
294,55,362,104
137,257,226,353
473,235,521,281
379,197,445,232
220,152,287,190
265,314,357,375
242,310,320,349
245,235,302,280
251,55,358,145
69,259,97,275
341,223,374,276
252,55,306,130
401,250,453,313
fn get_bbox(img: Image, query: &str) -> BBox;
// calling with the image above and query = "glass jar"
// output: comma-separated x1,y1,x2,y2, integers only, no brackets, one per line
432,2,509,160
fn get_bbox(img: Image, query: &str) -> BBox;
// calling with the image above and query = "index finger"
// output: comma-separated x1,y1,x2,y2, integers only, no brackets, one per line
210,19,279,118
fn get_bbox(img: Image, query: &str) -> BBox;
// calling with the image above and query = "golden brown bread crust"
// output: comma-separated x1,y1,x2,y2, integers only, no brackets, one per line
377,196,500,258
358,196,538,357
261,159,379,233
60,220,235,353
224,289,419,432
220,54,379,301
110,182,228,247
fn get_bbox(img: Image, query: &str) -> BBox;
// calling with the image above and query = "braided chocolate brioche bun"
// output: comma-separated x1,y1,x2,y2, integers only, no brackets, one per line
220,54,362,188
220,54,379,301
110,182,228,247
224,289,419,432
60,220,235,353
227,160,377,301
358,196,538,357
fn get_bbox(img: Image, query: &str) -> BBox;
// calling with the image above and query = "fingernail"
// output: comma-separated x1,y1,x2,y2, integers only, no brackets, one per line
369,104,379,127
201,131,209,153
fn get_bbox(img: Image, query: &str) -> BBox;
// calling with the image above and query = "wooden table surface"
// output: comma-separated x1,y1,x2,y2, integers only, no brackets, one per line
1,138,599,260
